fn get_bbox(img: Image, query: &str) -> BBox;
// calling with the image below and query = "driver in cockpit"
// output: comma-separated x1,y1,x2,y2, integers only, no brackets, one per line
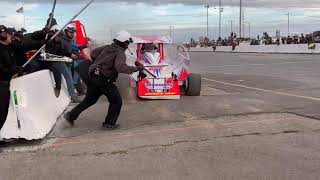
141,43,161,65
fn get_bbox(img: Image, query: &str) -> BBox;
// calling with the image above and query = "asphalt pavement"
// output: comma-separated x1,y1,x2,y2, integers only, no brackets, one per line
2,52,320,180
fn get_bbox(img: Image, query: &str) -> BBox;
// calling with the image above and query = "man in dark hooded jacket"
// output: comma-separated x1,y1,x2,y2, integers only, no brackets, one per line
65,30,144,129
0,25,21,132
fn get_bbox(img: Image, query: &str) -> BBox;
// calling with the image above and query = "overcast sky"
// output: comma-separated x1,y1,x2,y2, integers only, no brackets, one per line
1,0,320,43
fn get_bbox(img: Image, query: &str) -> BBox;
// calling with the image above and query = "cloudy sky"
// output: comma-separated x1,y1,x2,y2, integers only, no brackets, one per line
1,0,320,43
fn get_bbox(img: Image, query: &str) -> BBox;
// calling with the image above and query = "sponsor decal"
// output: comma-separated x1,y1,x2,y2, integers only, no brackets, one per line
145,92,177,96
144,81,173,90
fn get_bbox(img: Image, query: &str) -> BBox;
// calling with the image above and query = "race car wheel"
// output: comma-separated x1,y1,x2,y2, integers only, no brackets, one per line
186,73,201,96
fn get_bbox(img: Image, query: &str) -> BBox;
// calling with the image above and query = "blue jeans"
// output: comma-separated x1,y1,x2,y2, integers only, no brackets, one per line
52,62,77,97
72,60,81,85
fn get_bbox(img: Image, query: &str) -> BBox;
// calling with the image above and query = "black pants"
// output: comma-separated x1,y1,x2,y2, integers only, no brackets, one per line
43,62,62,89
0,83,10,130
77,60,92,86
69,74,122,126
30,61,62,90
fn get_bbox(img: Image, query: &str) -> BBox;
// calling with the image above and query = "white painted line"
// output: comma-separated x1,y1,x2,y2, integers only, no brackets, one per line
200,61,320,69
203,78,320,101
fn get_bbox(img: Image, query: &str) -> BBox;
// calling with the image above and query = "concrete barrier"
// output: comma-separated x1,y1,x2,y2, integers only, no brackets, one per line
189,43,320,54
0,70,70,140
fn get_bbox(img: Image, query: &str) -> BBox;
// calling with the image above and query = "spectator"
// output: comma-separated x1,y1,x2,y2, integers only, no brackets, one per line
287,36,292,44
300,34,305,44
46,13,57,29
293,36,299,44
71,40,88,95
29,25,81,102
281,37,286,44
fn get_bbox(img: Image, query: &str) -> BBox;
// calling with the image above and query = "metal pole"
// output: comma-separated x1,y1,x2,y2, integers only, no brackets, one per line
23,12,26,28
287,12,290,36
110,28,113,43
205,4,209,38
45,0,57,40
23,0,95,68
239,0,242,38
242,9,245,38
231,21,233,33
219,0,222,38
248,22,251,38
244,22,250,38
170,25,172,37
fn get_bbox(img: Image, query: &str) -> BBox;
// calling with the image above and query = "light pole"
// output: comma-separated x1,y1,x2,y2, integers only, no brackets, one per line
239,0,242,38
205,4,210,38
228,20,233,34
244,22,250,38
286,12,290,36
214,0,223,38
110,28,113,44
218,0,223,38
242,10,245,38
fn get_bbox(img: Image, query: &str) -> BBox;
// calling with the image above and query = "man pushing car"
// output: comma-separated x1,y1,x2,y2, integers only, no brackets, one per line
64,30,144,130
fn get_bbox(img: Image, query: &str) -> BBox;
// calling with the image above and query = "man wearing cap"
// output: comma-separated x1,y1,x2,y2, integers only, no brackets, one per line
9,27,34,67
64,30,145,130
0,25,21,132
31,25,82,102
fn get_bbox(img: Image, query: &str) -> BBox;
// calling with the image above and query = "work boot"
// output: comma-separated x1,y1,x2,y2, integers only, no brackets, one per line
71,96,82,103
102,123,120,130
54,87,61,98
64,112,74,127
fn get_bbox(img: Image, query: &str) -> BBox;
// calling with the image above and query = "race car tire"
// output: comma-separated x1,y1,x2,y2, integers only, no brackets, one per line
186,73,201,96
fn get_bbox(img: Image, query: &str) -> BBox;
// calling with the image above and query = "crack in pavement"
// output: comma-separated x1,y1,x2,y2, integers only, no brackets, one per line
56,130,318,158
4,112,319,154
36,111,319,144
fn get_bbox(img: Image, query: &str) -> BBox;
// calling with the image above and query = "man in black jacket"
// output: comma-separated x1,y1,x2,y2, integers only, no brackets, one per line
65,30,144,129
28,26,81,101
0,25,21,132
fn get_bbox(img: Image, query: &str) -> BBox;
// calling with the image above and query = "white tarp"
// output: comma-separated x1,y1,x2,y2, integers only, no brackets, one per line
0,70,70,140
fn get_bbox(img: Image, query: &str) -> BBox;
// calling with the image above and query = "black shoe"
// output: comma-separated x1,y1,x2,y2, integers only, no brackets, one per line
54,87,61,98
64,112,74,126
102,123,120,130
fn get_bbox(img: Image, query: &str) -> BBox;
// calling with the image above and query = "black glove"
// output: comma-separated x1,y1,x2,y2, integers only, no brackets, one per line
16,66,24,76
138,71,147,79
135,61,145,71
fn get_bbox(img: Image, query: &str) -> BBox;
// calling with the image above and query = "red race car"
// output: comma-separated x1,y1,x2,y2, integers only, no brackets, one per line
120,36,201,100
